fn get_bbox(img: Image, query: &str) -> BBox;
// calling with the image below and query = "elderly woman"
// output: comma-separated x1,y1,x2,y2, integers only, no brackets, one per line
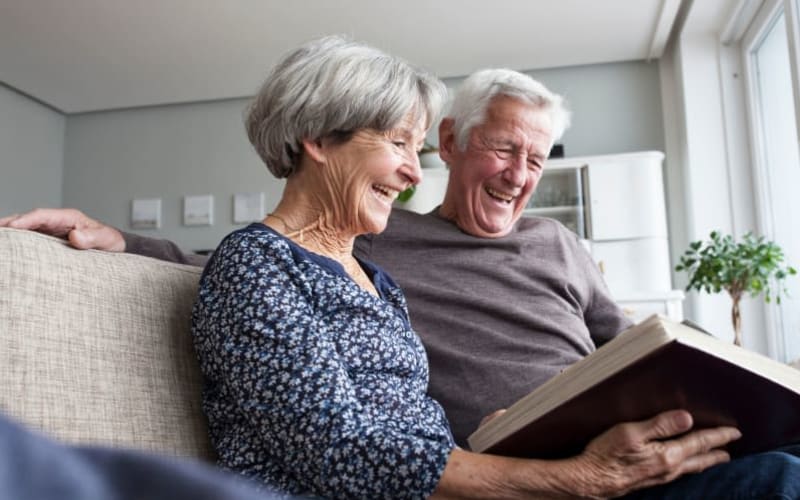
191,35,452,497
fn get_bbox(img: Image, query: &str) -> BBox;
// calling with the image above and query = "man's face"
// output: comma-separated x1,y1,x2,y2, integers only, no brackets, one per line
439,96,554,238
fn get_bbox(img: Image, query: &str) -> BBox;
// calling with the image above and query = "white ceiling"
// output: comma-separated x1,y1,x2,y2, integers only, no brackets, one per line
0,0,684,114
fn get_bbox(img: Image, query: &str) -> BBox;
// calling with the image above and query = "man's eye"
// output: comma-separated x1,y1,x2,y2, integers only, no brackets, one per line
494,149,514,159
393,141,406,148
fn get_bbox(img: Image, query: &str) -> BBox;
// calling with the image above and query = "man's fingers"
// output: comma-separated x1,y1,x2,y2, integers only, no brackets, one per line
0,214,20,227
4,208,72,235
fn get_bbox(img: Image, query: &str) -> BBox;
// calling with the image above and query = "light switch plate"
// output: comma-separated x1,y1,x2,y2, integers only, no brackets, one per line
233,192,265,223
131,198,161,229
184,194,214,226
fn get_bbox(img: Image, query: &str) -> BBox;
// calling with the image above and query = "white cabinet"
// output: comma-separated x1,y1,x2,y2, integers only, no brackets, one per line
527,151,684,320
585,153,668,240
395,167,450,214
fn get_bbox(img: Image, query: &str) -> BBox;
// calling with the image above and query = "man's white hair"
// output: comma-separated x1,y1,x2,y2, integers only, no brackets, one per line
448,69,571,151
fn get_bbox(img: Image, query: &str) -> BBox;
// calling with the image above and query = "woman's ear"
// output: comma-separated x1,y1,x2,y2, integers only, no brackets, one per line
301,138,327,164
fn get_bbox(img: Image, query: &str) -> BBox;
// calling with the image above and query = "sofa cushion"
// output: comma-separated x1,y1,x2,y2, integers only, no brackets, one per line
0,227,214,460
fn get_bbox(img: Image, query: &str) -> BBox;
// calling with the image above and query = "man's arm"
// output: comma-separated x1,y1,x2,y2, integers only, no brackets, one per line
123,232,209,267
0,208,207,267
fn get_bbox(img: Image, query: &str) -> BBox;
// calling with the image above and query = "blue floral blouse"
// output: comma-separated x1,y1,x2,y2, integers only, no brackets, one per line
191,224,455,499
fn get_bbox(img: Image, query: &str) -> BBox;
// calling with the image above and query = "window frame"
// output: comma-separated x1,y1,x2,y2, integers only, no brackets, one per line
740,0,800,361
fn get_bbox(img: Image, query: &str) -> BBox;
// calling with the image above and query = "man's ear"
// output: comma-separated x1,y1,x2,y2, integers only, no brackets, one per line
301,138,327,164
439,118,457,165
438,118,457,164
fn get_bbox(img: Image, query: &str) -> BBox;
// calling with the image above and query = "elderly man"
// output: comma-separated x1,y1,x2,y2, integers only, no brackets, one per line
3,69,799,499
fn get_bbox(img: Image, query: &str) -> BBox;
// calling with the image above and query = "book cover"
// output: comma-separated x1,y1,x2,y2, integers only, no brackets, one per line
468,315,800,458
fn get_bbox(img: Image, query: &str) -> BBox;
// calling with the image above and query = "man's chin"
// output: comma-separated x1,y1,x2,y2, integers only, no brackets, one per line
472,219,514,238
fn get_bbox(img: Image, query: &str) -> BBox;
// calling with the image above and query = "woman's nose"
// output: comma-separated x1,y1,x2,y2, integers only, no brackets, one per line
404,152,423,186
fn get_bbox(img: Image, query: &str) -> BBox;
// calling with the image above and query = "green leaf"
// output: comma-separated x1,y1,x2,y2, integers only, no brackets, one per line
396,186,415,203
675,230,796,305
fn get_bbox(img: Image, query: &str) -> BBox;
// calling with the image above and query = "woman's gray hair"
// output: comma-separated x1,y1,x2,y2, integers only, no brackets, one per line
245,35,447,178
448,69,571,151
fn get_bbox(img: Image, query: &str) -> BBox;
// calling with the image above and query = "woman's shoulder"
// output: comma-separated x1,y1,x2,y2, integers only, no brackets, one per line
217,223,287,256
206,223,294,276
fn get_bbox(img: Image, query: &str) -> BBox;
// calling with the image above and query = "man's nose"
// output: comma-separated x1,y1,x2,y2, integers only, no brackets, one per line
504,155,527,185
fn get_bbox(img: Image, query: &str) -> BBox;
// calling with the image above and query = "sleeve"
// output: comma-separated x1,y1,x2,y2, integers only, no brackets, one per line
572,234,633,347
193,234,452,499
123,232,209,267
0,411,278,500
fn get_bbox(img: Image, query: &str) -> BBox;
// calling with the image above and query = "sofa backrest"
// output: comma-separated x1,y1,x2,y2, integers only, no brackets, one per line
0,228,215,460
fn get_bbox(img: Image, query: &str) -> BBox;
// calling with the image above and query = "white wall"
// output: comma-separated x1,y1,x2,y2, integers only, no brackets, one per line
0,85,65,215
63,99,285,252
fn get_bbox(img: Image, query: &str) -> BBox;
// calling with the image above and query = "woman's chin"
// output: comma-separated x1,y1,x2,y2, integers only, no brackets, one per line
359,214,390,235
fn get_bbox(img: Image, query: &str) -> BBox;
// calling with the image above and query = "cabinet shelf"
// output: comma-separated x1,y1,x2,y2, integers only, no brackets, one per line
525,205,583,216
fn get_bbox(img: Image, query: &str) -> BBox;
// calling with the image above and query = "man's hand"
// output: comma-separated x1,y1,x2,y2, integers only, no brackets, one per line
567,410,741,498
0,208,126,252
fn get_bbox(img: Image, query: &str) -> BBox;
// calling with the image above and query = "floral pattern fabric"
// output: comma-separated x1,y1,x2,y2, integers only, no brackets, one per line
192,224,454,499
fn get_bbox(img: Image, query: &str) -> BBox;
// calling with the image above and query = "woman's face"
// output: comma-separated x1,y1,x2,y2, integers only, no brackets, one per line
319,113,426,236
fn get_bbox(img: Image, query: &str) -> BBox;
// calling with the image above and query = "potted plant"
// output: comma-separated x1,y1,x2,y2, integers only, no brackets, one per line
675,231,796,346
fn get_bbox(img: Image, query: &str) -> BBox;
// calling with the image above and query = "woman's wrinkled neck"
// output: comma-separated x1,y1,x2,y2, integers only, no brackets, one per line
265,165,356,262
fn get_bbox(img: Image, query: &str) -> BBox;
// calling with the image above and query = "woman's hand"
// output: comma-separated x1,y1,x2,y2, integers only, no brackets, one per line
433,410,740,499
0,208,126,252
564,409,741,498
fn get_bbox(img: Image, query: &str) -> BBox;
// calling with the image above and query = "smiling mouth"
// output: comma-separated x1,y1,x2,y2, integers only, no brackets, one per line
372,183,400,203
485,186,516,204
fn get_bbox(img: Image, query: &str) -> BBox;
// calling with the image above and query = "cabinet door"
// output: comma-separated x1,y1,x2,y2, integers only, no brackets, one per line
525,164,588,238
617,297,684,323
591,238,672,295
587,153,667,240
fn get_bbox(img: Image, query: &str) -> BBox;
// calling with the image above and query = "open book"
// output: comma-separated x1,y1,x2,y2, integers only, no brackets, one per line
468,315,800,458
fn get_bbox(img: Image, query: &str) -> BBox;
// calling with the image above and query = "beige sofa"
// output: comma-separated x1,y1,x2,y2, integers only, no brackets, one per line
0,227,215,460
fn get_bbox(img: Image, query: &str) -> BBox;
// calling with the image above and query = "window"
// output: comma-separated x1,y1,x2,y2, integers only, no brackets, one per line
743,0,800,363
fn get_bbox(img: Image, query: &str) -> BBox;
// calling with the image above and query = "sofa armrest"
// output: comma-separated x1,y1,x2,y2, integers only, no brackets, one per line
0,228,215,461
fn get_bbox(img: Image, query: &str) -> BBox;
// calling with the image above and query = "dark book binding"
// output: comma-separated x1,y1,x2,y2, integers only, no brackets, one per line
468,315,800,458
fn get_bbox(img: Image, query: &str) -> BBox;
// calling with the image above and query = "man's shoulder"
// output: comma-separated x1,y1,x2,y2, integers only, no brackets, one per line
388,207,435,226
516,214,575,238
378,208,441,238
